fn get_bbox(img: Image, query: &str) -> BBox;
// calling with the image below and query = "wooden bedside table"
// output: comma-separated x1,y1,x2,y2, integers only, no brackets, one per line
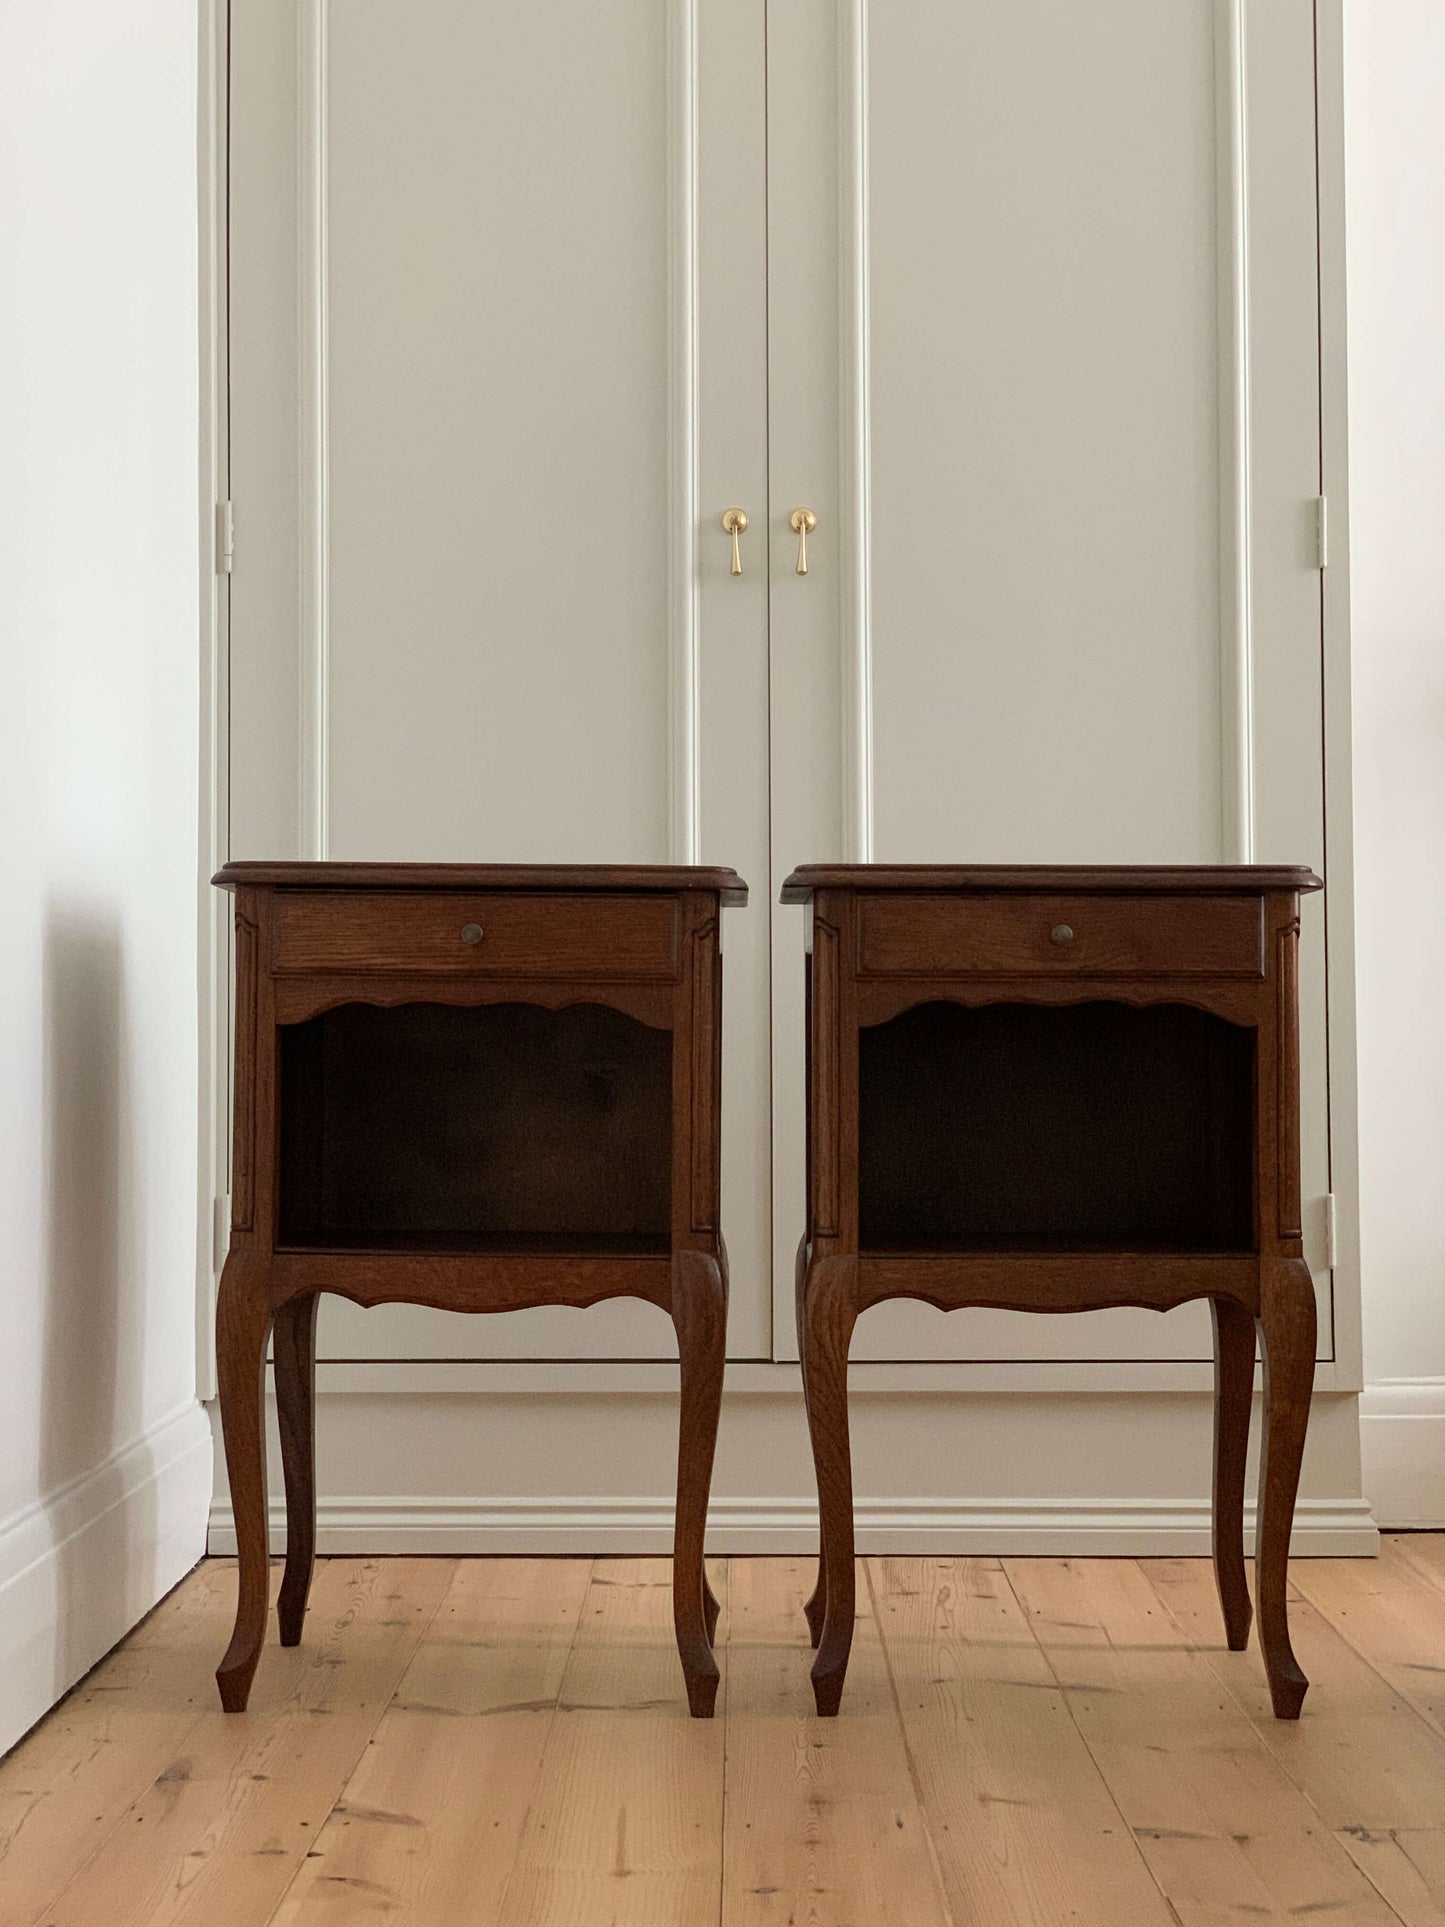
782,863,1324,1720
213,861,747,1718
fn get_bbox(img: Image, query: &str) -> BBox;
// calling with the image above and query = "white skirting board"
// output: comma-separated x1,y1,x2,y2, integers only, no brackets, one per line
0,1402,214,1756
1360,1378,1445,1526
206,1384,1379,1558
208,1490,1378,1558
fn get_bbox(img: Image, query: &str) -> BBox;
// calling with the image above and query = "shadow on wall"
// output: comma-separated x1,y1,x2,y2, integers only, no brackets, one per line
39,898,140,1695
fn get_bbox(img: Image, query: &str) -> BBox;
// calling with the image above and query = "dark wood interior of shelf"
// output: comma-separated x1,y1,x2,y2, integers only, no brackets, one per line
278,1001,672,1254
857,1000,1255,1254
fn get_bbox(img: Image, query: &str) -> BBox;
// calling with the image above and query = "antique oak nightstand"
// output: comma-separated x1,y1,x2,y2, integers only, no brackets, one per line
783,863,1324,1720
213,862,746,1718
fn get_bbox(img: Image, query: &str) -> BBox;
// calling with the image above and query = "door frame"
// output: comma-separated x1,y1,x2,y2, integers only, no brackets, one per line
195,0,1362,1398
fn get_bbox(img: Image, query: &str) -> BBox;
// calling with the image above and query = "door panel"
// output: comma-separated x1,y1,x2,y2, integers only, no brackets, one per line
321,1,672,864
229,0,771,1358
767,0,1332,1361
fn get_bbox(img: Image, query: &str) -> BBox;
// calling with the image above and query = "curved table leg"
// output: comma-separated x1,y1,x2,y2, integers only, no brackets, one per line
671,1247,727,1718
1256,1258,1317,1719
274,1292,320,1648
794,1234,827,1650
215,1251,274,1712
800,1252,859,1716
1210,1294,1256,1651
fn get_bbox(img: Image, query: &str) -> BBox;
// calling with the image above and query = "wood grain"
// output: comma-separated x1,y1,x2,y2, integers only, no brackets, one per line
1210,1294,1256,1650
721,1557,952,1926
271,891,681,980
794,868,1315,1717
217,862,748,905
781,863,1323,902
1291,1538,1445,1740
855,891,1265,978
274,1293,321,1647
1392,1532,1445,1599
871,1555,1177,1926
1275,918,1303,1239
31,1559,455,1927
1338,1829,1445,1927
1005,1556,1396,1923
0,1567,230,1926
1141,1554,1445,1831
269,1560,592,1925
492,1558,727,1923
10,1548,1445,1927
215,869,738,1718
231,909,258,1229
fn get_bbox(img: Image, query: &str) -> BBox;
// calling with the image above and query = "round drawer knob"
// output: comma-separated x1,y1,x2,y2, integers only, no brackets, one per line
460,923,484,946
1050,923,1074,946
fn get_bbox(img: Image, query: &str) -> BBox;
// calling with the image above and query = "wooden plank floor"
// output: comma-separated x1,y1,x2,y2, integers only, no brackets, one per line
4,1542,1445,1926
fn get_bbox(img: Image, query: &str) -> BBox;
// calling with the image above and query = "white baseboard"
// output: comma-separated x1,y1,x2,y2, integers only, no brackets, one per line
0,1402,214,1755
208,1490,1378,1559
1360,1378,1445,1526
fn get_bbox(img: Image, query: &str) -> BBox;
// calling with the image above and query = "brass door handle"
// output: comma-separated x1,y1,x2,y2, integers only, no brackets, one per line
789,507,817,575
721,508,749,576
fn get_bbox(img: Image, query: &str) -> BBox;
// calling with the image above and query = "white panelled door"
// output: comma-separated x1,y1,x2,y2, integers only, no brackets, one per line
767,0,1331,1361
228,1,1336,1370
228,0,772,1359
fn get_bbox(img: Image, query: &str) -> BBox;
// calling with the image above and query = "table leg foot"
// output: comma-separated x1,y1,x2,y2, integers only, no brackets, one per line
811,1663,847,1719
685,1668,721,1720
1257,1257,1316,1720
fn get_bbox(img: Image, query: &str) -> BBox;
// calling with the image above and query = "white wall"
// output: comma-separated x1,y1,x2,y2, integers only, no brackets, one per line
0,1,212,1752
1346,0,1445,1523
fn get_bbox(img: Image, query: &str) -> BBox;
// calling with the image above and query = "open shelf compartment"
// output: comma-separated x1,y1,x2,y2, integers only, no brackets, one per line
858,1000,1255,1255
278,1000,672,1255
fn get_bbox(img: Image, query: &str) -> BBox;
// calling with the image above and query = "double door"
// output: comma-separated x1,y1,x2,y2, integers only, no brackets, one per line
228,0,1333,1367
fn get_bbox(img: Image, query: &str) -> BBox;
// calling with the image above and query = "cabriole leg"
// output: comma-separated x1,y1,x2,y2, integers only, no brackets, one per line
1210,1294,1256,1651
274,1291,321,1647
800,1253,859,1716
215,1252,274,1712
671,1247,728,1718
795,1233,827,1648
1256,1258,1317,1719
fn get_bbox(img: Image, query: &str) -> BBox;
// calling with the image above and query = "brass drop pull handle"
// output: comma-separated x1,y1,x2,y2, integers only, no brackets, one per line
789,507,817,575
721,507,749,576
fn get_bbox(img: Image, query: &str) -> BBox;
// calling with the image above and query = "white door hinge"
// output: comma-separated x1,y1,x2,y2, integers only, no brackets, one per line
1324,1191,1338,1270
213,1194,231,1271
216,500,234,575
1315,495,1329,570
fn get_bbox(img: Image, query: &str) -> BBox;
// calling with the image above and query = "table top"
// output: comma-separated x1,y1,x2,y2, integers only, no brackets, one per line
780,863,1323,903
214,862,749,906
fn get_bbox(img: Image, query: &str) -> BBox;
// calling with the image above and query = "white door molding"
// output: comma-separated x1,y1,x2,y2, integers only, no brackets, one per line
1216,0,1256,861
298,0,331,859
667,0,703,864
837,0,875,864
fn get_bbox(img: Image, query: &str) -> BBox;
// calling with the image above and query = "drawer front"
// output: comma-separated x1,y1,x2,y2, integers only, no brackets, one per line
272,892,681,978
855,893,1264,978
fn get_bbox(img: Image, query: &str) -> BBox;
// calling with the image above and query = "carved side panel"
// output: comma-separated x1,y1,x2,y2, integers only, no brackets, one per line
1275,914,1302,1243
812,916,841,1239
231,908,258,1232
689,917,720,1235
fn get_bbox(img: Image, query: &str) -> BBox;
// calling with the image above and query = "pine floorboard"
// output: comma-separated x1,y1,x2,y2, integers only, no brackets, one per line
3,1539,1443,1925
